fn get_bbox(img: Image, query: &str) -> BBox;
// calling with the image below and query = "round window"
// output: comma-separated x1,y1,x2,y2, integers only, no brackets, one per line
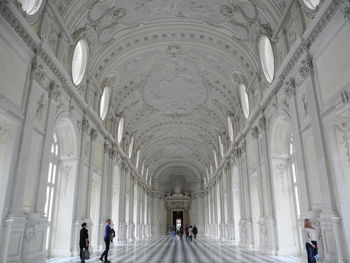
227,116,234,142
303,0,320,9
117,117,124,143
240,84,249,119
100,87,111,120
72,39,88,86
19,0,43,15
259,35,275,83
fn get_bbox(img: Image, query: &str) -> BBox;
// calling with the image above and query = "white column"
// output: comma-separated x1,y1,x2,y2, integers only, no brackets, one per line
226,162,235,241
116,162,127,242
127,175,135,241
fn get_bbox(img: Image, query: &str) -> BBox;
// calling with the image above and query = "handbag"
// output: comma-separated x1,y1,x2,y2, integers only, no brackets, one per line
314,253,321,261
83,249,90,260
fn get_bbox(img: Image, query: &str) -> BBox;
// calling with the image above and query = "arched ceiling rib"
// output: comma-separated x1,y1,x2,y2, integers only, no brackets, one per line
53,0,288,193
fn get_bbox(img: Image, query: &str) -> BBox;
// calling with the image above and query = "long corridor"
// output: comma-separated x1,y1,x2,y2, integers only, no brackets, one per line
47,236,299,263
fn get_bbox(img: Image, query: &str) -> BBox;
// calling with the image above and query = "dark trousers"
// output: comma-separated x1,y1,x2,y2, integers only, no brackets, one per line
100,238,111,260
306,241,318,263
79,246,86,262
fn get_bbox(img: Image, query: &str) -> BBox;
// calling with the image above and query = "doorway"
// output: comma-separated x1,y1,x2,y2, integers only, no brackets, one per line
172,211,183,230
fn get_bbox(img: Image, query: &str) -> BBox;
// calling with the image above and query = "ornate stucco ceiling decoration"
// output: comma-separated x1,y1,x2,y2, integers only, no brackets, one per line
53,0,287,193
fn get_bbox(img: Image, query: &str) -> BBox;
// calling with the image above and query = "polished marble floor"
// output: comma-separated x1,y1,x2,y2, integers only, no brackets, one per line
47,236,300,263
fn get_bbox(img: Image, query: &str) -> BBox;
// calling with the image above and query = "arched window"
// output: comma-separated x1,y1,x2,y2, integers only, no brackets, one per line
44,133,59,250
100,86,111,120
117,117,124,143
72,39,88,86
259,35,275,83
19,0,43,15
303,0,320,9
240,84,250,119
227,116,234,142
289,137,300,217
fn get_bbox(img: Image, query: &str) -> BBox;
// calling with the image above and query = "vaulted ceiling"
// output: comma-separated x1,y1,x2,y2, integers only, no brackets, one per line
54,0,287,192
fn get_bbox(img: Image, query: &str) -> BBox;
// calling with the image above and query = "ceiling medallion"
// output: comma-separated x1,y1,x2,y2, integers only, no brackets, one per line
142,54,208,117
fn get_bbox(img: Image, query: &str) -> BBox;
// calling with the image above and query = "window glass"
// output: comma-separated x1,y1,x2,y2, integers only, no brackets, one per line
227,116,234,142
303,0,320,9
135,149,140,169
72,39,88,85
218,136,224,157
117,117,124,143
214,150,218,168
259,35,275,83
240,84,249,119
100,86,111,120
19,0,43,15
45,132,59,250
128,137,134,158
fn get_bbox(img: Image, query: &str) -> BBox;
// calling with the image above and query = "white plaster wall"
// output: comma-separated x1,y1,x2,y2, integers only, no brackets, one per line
303,132,322,209
0,36,28,107
315,23,350,103
23,130,43,212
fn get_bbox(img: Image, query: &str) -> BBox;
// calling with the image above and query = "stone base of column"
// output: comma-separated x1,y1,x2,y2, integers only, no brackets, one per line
117,222,127,242
258,216,277,255
239,219,253,248
22,213,48,263
225,222,235,242
0,213,27,263
219,223,225,240
127,223,135,242
319,210,347,263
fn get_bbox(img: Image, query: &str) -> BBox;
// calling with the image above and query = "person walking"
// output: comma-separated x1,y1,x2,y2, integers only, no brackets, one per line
99,219,112,262
193,225,198,239
171,226,176,238
185,226,189,240
188,225,193,241
304,218,319,263
79,223,89,263
179,226,183,240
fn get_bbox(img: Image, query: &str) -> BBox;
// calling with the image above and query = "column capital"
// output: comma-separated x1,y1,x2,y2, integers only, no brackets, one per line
284,78,296,98
298,53,314,80
90,128,98,141
48,81,61,102
251,126,259,139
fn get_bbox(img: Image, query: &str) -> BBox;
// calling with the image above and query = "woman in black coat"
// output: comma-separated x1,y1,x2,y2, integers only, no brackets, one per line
79,223,89,263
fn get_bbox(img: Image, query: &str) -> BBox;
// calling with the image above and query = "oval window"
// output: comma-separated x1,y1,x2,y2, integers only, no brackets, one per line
100,87,111,120
259,35,275,83
117,117,124,143
72,39,88,86
227,116,234,142
20,0,43,15
240,84,249,119
303,0,320,9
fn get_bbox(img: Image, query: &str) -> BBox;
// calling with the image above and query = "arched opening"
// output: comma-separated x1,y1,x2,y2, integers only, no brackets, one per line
270,115,301,256
44,118,78,257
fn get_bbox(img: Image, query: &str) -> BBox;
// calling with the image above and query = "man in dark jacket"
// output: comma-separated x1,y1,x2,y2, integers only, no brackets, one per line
99,219,112,262
79,223,89,263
